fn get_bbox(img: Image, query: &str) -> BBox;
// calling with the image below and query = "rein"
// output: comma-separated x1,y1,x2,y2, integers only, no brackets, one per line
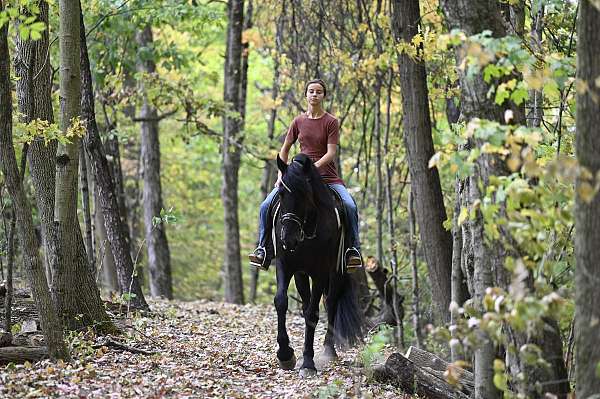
280,212,317,245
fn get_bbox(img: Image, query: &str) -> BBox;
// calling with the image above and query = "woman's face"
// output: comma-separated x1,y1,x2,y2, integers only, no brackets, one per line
306,83,325,106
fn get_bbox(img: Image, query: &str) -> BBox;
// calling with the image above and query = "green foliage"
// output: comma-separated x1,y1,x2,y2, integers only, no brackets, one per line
359,326,392,371
313,379,344,399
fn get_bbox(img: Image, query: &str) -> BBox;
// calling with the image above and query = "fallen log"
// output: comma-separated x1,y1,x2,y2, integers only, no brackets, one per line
373,352,469,399
406,346,474,394
0,346,48,364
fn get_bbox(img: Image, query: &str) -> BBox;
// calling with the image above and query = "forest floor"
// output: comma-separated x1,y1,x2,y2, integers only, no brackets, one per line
0,299,412,398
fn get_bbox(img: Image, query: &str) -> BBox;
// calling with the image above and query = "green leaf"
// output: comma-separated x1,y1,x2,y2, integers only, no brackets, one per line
493,373,508,391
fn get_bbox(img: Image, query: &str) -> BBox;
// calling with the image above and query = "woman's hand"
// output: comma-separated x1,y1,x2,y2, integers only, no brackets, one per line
274,170,282,187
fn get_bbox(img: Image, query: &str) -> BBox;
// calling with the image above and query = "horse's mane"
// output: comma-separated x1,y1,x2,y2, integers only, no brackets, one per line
286,153,335,212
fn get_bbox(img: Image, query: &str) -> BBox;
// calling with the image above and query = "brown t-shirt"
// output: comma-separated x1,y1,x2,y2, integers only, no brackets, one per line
285,112,344,185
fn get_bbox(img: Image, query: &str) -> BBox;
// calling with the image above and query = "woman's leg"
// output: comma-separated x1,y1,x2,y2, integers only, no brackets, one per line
328,184,361,250
258,187,280,245
250,187,279,269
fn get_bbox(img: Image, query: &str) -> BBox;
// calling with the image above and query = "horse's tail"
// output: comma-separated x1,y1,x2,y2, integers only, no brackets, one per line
334,273,364,347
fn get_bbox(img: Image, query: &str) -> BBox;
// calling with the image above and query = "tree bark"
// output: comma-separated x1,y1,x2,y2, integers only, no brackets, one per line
441,2,508,398
575,2,600,397
392,0,453,323
136,25,173,299
79,146,95,273
221,0,245,304
52,0,111,330
79,4,148,309
0,12,68,360
13,0,57,281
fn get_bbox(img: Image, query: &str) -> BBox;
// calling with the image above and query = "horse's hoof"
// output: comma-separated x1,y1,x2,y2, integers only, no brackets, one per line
278,353,297,370
299,367,317,379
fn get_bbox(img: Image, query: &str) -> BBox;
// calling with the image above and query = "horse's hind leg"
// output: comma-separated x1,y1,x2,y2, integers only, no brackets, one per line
275,262,295,370
299,280,323,378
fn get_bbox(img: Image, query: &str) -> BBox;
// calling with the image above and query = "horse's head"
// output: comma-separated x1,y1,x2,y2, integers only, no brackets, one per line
276,154,315,252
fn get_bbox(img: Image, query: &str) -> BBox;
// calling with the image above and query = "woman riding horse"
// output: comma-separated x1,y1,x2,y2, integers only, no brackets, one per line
249,78,363,272
272,152,364,377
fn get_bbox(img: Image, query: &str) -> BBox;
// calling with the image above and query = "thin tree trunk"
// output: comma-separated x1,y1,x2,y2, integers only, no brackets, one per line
79,4,148,309
408,189,422,349
221,0,245,304
575,2,600,397
392,0,453,323
528,1,544,128
374,79,384,265
80,146,95,273
2,206,14,334
0,12,68,359
136,25,173,300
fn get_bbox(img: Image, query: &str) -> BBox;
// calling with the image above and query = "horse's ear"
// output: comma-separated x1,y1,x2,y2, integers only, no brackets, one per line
277,154,287,174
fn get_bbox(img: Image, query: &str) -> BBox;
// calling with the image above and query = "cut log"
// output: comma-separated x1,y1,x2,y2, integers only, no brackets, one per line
0,346,48,364
406,346,474,395
373,352,469,399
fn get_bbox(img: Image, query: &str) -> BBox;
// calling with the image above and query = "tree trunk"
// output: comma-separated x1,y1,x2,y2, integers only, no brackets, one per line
79,4,148,309
52,0,111,330
79,146,95,273
441,2,508,398
136,25,173,300
575,2,600,397
221,0,245,304
408,190,422,348
442,2,568,397
95,190,119,294
13,0,57,281
527,1,544,129
0,12,68,360
392,0,453,324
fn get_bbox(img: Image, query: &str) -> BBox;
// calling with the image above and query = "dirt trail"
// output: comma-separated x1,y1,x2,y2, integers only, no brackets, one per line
0,300,409,398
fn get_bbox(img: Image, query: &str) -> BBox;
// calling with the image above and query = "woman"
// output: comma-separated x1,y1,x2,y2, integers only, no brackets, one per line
249,79,363,272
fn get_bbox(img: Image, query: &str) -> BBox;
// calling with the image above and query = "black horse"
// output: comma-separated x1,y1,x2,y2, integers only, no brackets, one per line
273,153,363,378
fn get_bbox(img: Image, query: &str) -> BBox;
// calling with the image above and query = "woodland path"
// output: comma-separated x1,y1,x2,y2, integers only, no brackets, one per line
0,299,410,398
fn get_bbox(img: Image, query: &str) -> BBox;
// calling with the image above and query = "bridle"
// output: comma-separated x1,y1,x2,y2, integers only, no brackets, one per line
278,175,317,249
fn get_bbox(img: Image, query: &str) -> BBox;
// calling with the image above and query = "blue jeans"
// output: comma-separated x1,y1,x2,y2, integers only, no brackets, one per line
257,184,361,250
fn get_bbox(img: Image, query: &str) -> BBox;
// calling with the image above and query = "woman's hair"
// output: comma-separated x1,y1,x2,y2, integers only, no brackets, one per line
304,79,327,97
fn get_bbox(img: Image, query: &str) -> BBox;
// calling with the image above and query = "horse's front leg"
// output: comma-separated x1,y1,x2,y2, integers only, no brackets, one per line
275,261,295,370
299,279,323,378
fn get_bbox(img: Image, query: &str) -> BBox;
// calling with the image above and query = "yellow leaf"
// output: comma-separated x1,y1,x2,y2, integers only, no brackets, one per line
578,182,597,203
507,156,521,172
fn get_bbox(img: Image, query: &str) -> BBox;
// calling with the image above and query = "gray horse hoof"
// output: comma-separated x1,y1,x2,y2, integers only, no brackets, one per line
299,367,317,379
278,354,297,370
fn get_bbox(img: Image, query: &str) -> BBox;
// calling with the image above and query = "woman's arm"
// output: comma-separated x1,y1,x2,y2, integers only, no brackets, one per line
314,144,337,169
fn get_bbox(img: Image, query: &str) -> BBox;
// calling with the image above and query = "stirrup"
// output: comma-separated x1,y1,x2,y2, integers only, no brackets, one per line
249,246,270,271
345,247,363,273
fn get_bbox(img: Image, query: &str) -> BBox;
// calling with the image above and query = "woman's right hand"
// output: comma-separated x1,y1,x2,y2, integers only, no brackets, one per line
274,170,282,187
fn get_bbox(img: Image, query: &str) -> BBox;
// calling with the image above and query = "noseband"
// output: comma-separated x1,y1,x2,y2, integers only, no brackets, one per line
280,212,307,243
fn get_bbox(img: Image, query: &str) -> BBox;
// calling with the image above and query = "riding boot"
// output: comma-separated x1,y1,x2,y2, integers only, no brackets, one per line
249,229,275,271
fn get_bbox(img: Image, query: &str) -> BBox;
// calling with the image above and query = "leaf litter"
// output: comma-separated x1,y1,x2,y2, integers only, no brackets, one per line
0,299,411,398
